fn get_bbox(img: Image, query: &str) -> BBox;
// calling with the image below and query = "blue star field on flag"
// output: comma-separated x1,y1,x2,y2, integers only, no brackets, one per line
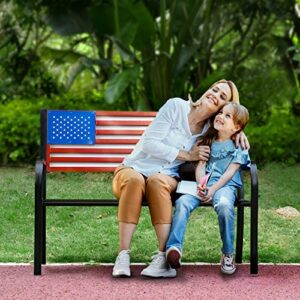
47,111,96,144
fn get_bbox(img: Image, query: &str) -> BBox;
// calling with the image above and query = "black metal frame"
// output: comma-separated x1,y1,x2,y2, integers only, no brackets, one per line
34,109,259,275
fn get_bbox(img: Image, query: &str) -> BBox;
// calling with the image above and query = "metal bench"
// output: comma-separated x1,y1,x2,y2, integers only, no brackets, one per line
34,109,258,275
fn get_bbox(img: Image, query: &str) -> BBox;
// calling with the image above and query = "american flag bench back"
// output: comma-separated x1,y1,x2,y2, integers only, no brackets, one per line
42,109,156,172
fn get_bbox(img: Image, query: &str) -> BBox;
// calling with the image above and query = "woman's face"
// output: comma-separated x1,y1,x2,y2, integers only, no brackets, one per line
200,83,232,114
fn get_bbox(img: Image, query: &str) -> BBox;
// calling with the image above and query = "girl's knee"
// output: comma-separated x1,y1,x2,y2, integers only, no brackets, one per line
175,196,195,212
213,195,234,216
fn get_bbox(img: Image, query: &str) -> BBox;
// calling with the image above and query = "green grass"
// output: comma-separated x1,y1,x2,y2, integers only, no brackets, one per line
0,163,299,264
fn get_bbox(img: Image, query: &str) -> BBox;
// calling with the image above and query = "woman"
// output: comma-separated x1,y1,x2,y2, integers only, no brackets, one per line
112,79,249,278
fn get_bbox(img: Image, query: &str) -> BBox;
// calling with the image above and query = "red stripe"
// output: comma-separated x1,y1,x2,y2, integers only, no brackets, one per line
45,110,155,172
96,129,144,135
50,148,133,154
96,111,156,117
96,120,152,126
46,144,51,170
96,139,139,144
47,166,116,172
49,157,124,163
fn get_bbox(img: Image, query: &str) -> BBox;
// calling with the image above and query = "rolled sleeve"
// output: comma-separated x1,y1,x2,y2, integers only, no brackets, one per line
232,147,251,168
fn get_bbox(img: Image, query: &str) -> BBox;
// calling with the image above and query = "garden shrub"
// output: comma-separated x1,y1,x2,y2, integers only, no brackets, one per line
0,94,131,165
246,104,300,164
0,99,41,164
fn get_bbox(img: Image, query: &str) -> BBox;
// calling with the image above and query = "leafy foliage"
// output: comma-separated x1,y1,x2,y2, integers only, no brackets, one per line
0,99,40,164
246,104,300,164
0,0,61,101
0,0,299,164
0,95,126,164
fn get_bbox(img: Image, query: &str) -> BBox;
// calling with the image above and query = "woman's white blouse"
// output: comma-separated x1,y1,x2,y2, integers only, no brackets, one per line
122,98,210,177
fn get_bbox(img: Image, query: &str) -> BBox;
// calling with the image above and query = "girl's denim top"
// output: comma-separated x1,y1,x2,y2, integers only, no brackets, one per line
206,139,251,188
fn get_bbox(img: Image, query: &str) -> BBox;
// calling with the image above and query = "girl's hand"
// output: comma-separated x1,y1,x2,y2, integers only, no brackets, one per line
197,183,207,197
201,186,217,203
234,131,250,150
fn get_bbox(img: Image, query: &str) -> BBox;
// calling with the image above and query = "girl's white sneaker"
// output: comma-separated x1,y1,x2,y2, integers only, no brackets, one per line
221,254,236,275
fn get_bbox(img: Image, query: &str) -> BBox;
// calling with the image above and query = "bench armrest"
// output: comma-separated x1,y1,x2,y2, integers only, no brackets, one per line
35,160,46,201
250,161,259,206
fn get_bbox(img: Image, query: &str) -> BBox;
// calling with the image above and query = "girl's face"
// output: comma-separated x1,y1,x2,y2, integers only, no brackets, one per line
200,83,232,114
214,105,241,136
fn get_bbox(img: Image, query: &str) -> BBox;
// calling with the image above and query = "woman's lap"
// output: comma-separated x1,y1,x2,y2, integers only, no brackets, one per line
112,166,177,224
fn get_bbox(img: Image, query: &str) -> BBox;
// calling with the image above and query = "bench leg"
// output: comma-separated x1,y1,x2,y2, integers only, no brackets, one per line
250,163,259,275
235,204,244,264
250,200,258,274
34,194,42,275
34,161,44,275
41,165,47,265
42,206,46,264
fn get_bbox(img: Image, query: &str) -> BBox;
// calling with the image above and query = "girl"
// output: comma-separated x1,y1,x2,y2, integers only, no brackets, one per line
166,102,250,275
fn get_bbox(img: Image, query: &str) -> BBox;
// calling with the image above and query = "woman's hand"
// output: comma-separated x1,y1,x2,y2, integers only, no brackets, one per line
189,145,210,161
234,131,250,150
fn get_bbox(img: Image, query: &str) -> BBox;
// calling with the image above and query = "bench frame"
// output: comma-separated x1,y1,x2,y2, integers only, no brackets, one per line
34,109,258,275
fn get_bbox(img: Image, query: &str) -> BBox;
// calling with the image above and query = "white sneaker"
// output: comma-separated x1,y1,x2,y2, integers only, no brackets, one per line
141,251,176,278
221,254,236,275
112,249,131,277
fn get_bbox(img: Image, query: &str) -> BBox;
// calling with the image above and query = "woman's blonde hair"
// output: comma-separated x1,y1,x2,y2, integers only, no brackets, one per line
190,79,240,107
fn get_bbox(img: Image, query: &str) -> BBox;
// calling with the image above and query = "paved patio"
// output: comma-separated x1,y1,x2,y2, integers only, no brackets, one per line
0,264,299,299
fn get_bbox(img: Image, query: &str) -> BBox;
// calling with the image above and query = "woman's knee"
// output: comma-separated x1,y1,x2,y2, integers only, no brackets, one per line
146,174,170,193
124,175,145,190
112,167,145,198
145,175,176,225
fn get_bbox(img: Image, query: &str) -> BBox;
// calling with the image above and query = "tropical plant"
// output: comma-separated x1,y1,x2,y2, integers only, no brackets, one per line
40,0,296,110
0,0,60,102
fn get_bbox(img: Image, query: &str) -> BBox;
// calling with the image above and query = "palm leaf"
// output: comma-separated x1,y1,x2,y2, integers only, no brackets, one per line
105,67,140,103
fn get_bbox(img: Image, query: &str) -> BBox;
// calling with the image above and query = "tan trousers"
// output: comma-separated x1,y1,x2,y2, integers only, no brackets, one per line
112,165,178,225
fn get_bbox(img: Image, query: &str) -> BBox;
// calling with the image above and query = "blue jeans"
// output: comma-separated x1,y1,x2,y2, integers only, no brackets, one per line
166,186,236,255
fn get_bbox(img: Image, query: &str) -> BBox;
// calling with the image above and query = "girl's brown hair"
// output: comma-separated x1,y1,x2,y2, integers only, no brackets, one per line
197,103,249,147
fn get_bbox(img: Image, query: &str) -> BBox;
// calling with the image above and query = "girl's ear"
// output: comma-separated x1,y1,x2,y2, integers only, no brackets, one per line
233,124,241,133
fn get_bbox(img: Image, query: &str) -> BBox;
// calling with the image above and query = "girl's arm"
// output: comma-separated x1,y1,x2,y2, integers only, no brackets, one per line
200,163,240,202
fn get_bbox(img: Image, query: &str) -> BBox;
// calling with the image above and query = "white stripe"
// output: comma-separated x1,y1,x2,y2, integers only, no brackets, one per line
96,126,148,130
51,154,126,158
50,145,134,149
96,135,141,139
50,162,119,167
97,116,154,121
